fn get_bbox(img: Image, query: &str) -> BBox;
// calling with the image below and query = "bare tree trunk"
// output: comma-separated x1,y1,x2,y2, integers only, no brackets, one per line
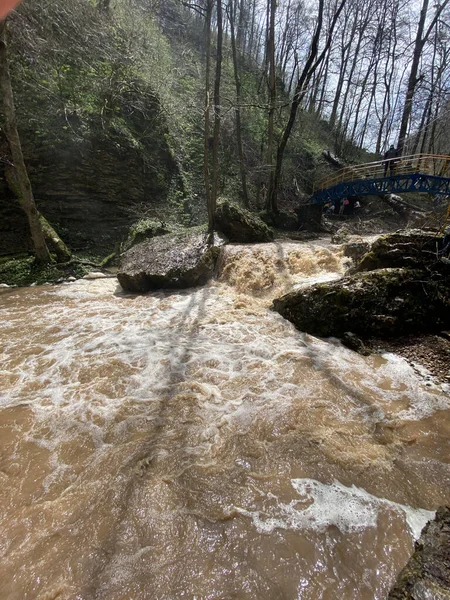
265,0,276,211
397,0,450,153
0,20,52,263
267,0,346,212
203,1,213,232
211,0,223,224
228,0,249,207
317,48,331,116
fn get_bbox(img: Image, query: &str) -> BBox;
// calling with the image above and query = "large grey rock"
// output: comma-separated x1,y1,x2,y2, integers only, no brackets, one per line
215,201,273,243
117,228,226,292
272,266,450,338
354,229,439,273
388,506,450,599
121,219,173,252
342,238,371,262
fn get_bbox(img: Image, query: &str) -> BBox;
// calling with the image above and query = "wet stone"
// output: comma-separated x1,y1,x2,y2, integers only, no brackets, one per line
388,506,450,600
342,239,371,262
354,229,440,273
83,272,109,280
273,229,450,340
215,201,273,243
117,228,227,292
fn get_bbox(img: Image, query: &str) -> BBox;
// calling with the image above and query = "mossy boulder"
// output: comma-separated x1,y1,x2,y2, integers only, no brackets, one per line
117,227,226,292
121,219,173,252
259,210,299,231
388,506,450,599
342,239,371,262
354,230,439,273
272,266,450,338
215,201,273,243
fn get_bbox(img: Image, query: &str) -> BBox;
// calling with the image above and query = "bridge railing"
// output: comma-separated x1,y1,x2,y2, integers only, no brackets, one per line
313,154,450,194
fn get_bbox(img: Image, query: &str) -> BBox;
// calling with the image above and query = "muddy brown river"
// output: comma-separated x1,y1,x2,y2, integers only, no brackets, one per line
1,241,449,600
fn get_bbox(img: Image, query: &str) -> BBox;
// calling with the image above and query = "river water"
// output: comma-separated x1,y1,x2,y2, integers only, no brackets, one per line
1,240,449,600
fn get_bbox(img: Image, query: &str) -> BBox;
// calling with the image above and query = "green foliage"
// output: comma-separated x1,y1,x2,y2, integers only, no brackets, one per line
122,218,174,251
0,256,90,286
1,0,383,265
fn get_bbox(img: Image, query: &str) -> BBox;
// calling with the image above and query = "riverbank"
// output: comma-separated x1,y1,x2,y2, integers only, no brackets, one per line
371,333,450,387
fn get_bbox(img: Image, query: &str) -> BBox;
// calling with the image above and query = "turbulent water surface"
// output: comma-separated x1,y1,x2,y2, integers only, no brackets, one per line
1,240,449,600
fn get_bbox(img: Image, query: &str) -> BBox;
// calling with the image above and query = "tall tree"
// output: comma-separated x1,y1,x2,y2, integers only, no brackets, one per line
203,0,213,231
228,0,250,207
396,0,450,153
267,0,346,212
265,0,276,210
211,0,223,221
0,19,51,262
202,0,223,232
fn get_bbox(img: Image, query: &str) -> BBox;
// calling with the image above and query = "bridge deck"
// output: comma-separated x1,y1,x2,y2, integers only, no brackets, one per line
311,153,450,204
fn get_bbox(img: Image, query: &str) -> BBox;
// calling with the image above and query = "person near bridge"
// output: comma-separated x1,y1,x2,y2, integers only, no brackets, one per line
384,145,399,177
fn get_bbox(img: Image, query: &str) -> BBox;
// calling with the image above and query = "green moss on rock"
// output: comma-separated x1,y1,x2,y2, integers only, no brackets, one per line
0,255,90,286
355,229,439,272
121,219,174,252
272,266,450,338
215,201,273,243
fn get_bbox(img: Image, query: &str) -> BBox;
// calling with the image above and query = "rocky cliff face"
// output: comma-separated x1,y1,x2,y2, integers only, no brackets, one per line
0,0,185,256
0,98,183,255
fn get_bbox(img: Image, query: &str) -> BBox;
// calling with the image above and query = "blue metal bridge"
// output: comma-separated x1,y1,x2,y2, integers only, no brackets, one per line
310,153,450,204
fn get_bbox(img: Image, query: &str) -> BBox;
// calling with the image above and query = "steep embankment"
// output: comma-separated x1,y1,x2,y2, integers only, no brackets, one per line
0,0,185,254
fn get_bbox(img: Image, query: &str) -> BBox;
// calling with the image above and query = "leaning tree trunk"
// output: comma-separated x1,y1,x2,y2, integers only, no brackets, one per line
0,20,51,262
267,0,346,212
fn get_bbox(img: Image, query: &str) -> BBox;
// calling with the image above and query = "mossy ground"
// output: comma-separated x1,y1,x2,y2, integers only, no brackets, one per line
0,255,91,287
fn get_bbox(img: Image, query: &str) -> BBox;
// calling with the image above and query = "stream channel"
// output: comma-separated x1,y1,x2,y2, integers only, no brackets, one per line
1,239,449,599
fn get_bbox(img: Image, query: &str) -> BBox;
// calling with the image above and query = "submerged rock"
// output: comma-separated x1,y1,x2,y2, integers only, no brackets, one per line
388,506,450,599
272,267,450,338
117,228,226,292
215,201,273,243
341,331,370,355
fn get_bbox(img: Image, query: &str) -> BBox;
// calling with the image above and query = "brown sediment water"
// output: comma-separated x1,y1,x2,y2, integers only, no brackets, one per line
0,240,448,600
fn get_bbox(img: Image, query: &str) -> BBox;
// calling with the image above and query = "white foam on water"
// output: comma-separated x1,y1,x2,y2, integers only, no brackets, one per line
2,276,448,451
0,241,448,600
236,478,434,539
291,272,343,291
304,336,450,422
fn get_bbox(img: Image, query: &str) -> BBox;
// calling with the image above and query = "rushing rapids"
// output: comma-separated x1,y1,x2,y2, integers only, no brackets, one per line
1,239,449,600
